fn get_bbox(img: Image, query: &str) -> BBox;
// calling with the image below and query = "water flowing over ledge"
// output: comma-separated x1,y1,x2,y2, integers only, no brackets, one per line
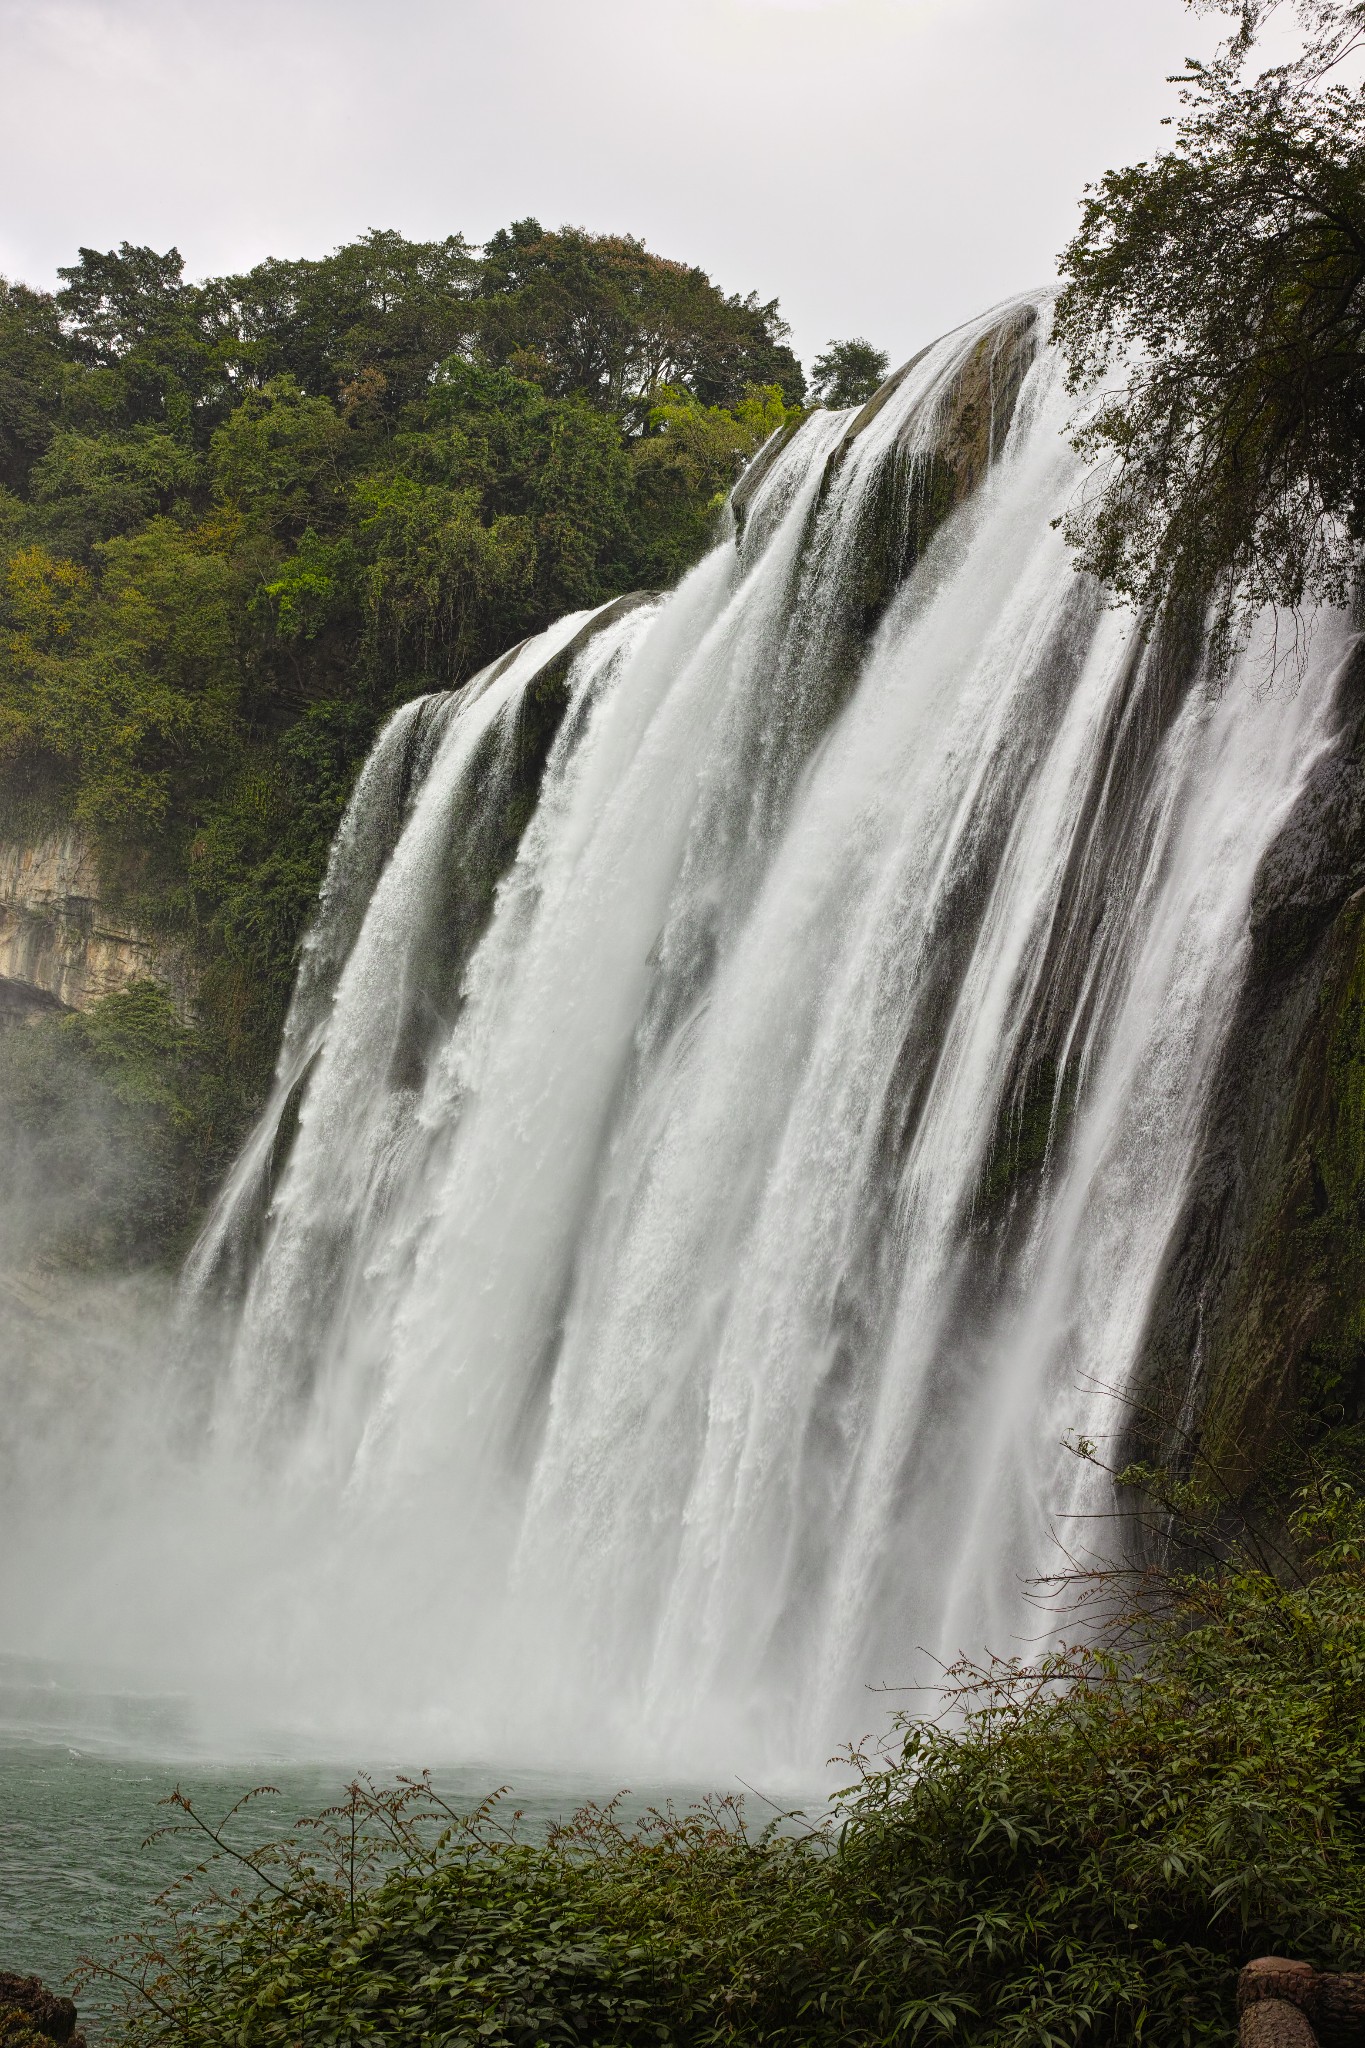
2,298,1355,1780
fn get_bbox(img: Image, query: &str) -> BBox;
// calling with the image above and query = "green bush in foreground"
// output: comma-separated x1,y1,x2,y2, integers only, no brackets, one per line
88,1480,1365,2047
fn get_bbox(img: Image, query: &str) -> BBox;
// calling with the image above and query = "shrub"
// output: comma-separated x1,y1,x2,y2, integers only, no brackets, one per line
89,1481,1365,2046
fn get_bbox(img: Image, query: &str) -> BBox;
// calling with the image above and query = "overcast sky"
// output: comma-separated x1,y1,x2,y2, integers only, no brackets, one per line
0,0,1227,372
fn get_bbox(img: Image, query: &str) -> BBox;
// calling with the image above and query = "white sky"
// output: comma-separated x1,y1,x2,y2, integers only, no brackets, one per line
0,0,1227,372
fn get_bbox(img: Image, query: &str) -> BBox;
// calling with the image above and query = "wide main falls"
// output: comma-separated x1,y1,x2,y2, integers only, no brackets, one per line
1,297,1355,1781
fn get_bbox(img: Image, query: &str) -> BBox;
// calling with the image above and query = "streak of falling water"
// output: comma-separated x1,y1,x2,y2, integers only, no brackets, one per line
1,298,1351,1780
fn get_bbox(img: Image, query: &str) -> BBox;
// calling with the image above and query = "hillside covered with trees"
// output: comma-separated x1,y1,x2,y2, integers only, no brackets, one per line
0,224,832,1258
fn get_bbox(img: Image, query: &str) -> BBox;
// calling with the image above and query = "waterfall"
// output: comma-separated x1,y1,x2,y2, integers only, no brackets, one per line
5,298,1353,1780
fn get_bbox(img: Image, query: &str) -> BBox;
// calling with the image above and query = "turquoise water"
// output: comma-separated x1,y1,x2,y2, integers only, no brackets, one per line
0,1656,703,2041
0,1738,353,2029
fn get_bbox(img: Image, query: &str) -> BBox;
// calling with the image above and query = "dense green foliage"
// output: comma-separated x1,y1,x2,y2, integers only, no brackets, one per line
0,225,809,1255
810,338,890,409
0,2014,52,2048
1055,0,1365,666
91,1478,1365,2047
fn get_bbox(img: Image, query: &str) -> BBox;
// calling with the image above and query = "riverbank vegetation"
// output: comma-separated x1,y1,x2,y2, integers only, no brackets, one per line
90,1463,1365,2047
0,225,814,1256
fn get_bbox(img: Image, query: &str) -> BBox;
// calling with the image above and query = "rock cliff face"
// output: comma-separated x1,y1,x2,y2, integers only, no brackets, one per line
0,833,193,1025
734,302,1040,627
1135,638,1365,1494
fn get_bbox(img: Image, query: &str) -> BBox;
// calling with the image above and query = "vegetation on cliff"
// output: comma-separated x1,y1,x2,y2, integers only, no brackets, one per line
0,978,213,1268
92,1473,1365,2047
0,225,812,1257
1055,0,1365,669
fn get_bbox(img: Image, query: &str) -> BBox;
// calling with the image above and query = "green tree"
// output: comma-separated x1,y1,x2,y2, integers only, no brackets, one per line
473,219,806,420
0,281,67,493
55,242,233,439
630,382,796,583
1190,0,1365,71
0,518,242,844
348,471,536,683
222,228,477,421
534,400,632,609
1055,0,1365,663
209,377,348,541
29,426,200,556
811,336,890,408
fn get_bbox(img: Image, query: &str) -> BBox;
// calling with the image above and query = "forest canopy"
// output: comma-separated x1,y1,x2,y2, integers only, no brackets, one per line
0,223,819,1242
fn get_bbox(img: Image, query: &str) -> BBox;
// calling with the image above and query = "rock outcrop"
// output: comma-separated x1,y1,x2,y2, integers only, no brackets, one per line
0,833,194,1025
0,1975,85,2048
819,303,1040,645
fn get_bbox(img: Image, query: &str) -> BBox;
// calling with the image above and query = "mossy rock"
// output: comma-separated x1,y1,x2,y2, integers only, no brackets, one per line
974,1052,1077,1222
0,1976,82,2048
1195,887,1365,1488
0,2012,52,2048
819,304,1040,641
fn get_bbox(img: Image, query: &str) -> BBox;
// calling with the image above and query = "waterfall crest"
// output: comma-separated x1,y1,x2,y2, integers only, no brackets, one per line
26,296,1351,1777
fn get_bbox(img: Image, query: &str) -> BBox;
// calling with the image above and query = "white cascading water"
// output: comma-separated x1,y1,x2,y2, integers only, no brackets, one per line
1,298,1353,1781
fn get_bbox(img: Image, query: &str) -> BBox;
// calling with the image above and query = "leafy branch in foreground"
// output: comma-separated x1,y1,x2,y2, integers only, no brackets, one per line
81,1478,1365,2047
1054,1,1365,669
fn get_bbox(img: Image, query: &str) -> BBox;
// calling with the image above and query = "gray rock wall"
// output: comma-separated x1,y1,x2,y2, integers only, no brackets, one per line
0,833,194,1025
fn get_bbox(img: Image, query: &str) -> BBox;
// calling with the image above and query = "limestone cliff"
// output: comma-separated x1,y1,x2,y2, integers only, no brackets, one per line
0,834,194,1025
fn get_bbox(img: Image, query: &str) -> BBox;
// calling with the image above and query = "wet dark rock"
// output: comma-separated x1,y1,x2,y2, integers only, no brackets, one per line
819,303,1041,655
1133,640,1365,1494
729,417,806,537
737,304,1045,786
385,587,661,1088
1249,686,1365,976
838,302,1039,486
0,1976,85,2048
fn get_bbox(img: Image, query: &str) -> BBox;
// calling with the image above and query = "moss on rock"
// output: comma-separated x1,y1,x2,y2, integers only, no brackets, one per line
974,1051,1077,1222
818,305,1039,644
1196,889,1365,1489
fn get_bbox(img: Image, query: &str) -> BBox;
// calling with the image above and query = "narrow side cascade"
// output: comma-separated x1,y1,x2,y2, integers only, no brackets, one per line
2,296,1353,1779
